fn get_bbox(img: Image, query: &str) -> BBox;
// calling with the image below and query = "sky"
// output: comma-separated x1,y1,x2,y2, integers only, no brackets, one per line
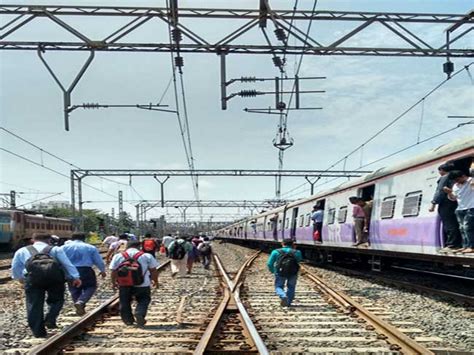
1,0,473,223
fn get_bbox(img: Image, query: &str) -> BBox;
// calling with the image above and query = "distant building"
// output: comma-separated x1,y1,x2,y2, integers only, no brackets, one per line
32,200,70,211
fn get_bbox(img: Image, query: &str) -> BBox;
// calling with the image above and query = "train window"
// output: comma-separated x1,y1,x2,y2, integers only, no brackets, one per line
36,223,40,229
328,208,336,225
381,196,397,219
285,218,289,229
15,214,21,222
337,206,348,223
299,215,304,227
402,191,423,217
41,223,45,229
305,213,311,227
25,222,29,228
278,220,282,231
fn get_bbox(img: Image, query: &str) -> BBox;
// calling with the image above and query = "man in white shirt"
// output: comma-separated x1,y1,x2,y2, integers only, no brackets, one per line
109,240,159,326
102,235,118,248
106,234,128,263
445,170,474,253
161,235,174,257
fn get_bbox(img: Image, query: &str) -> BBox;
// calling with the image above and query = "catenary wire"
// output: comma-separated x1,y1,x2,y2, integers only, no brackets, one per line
280,62,474,198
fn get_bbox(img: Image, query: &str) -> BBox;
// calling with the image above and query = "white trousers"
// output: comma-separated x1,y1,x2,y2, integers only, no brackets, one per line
170,255,188,275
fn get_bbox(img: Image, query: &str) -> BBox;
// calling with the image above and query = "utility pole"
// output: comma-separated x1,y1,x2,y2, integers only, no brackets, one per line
118,190,123,233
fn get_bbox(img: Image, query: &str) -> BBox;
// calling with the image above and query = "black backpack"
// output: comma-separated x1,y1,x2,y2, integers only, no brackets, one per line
275,249,299,277
169,241,186,260
25,246,65,287
200,244,212,256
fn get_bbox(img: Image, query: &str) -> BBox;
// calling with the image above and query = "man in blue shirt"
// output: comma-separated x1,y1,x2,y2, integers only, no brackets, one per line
62,232,106,315
267,238,303,307
311,204,324,242
11,233,81,338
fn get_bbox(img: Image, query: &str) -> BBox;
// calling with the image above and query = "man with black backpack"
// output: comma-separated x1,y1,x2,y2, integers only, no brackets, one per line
109,240,159,327
267,238,303,307
11,233,82,338
167,236,192,277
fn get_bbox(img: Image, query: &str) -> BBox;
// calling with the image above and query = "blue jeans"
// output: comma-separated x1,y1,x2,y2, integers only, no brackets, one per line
456,208,474,248
275,274,298,305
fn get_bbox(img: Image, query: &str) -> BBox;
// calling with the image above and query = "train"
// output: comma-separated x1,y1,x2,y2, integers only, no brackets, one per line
216,138,474,267
0,209,73,250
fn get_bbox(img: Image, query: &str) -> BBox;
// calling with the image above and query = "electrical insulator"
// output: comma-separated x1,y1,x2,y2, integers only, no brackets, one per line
443,60,454,78
274,28,287,42
175,56,184,68
272,56,284,68
241,76,257,82
239,90,259,97
277,101,286,110
172,28,182,43
82,103,99,109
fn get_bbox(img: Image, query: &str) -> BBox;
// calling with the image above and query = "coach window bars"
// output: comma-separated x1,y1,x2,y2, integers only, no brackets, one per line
337,206,348,224
381,196,397,219
327,208,336,225
402,191,423,217
305,213,311,227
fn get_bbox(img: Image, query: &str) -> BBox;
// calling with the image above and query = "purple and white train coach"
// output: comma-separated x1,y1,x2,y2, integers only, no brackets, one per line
217,138,474,266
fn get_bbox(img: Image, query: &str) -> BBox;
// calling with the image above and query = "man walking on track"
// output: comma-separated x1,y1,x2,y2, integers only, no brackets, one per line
11,233,82,337
267,238,303,307
62,232,106,316
110,240,159,327
168,235,192,277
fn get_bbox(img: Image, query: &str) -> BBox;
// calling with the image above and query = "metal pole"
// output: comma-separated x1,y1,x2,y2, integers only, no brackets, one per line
118,190,123,233
220,52,227,110
70,171,76,229
9,190,16,208
135,204,140,233
78,177,83,231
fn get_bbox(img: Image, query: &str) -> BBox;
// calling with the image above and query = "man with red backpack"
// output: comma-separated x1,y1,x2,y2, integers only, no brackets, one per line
267,238,303,307
109,240,159,327
142,233,159,257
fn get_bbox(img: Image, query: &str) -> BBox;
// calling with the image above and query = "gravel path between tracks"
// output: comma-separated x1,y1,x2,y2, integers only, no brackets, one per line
215,242,474,353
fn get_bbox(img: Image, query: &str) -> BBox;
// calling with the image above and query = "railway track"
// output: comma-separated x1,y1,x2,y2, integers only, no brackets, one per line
314,263,474,306
25,249,436,354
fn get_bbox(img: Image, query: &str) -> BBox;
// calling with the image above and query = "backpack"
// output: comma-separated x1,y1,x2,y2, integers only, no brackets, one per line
143,239,156,252
200,244,212,256
116,251,145,287
169,241,186,260
25,246,65,287
275,249,299,277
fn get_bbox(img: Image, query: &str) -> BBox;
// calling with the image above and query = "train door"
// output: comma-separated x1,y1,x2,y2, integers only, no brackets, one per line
358,184,375,234
313,199,325,242
271,213,278,241
290,207,299,239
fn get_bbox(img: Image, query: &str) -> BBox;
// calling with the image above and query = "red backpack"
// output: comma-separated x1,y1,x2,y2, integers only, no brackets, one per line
143,239,156,252
116,251,145,287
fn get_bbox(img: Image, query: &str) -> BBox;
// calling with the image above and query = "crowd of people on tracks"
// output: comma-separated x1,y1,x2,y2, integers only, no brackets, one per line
11,231,213,338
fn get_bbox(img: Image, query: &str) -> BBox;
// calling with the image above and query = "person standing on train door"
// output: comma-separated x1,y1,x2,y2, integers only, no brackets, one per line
62,232,106,316
311,204,324,243
429,163,462,252
444,170,474,253
11,233,81,338
350,197,367,247
267,238,303,307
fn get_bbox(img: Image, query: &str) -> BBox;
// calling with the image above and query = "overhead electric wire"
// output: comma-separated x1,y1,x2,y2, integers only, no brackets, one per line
280,63,474,198
281,122,471,199
165,0,201,218
0,126,128,187
0,146,124,202
16,192,64,208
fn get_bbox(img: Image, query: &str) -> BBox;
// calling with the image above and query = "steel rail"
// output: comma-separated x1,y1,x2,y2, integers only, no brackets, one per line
195,252,267,354
325,264,474,306
28,260,170,355
301,265,435,355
